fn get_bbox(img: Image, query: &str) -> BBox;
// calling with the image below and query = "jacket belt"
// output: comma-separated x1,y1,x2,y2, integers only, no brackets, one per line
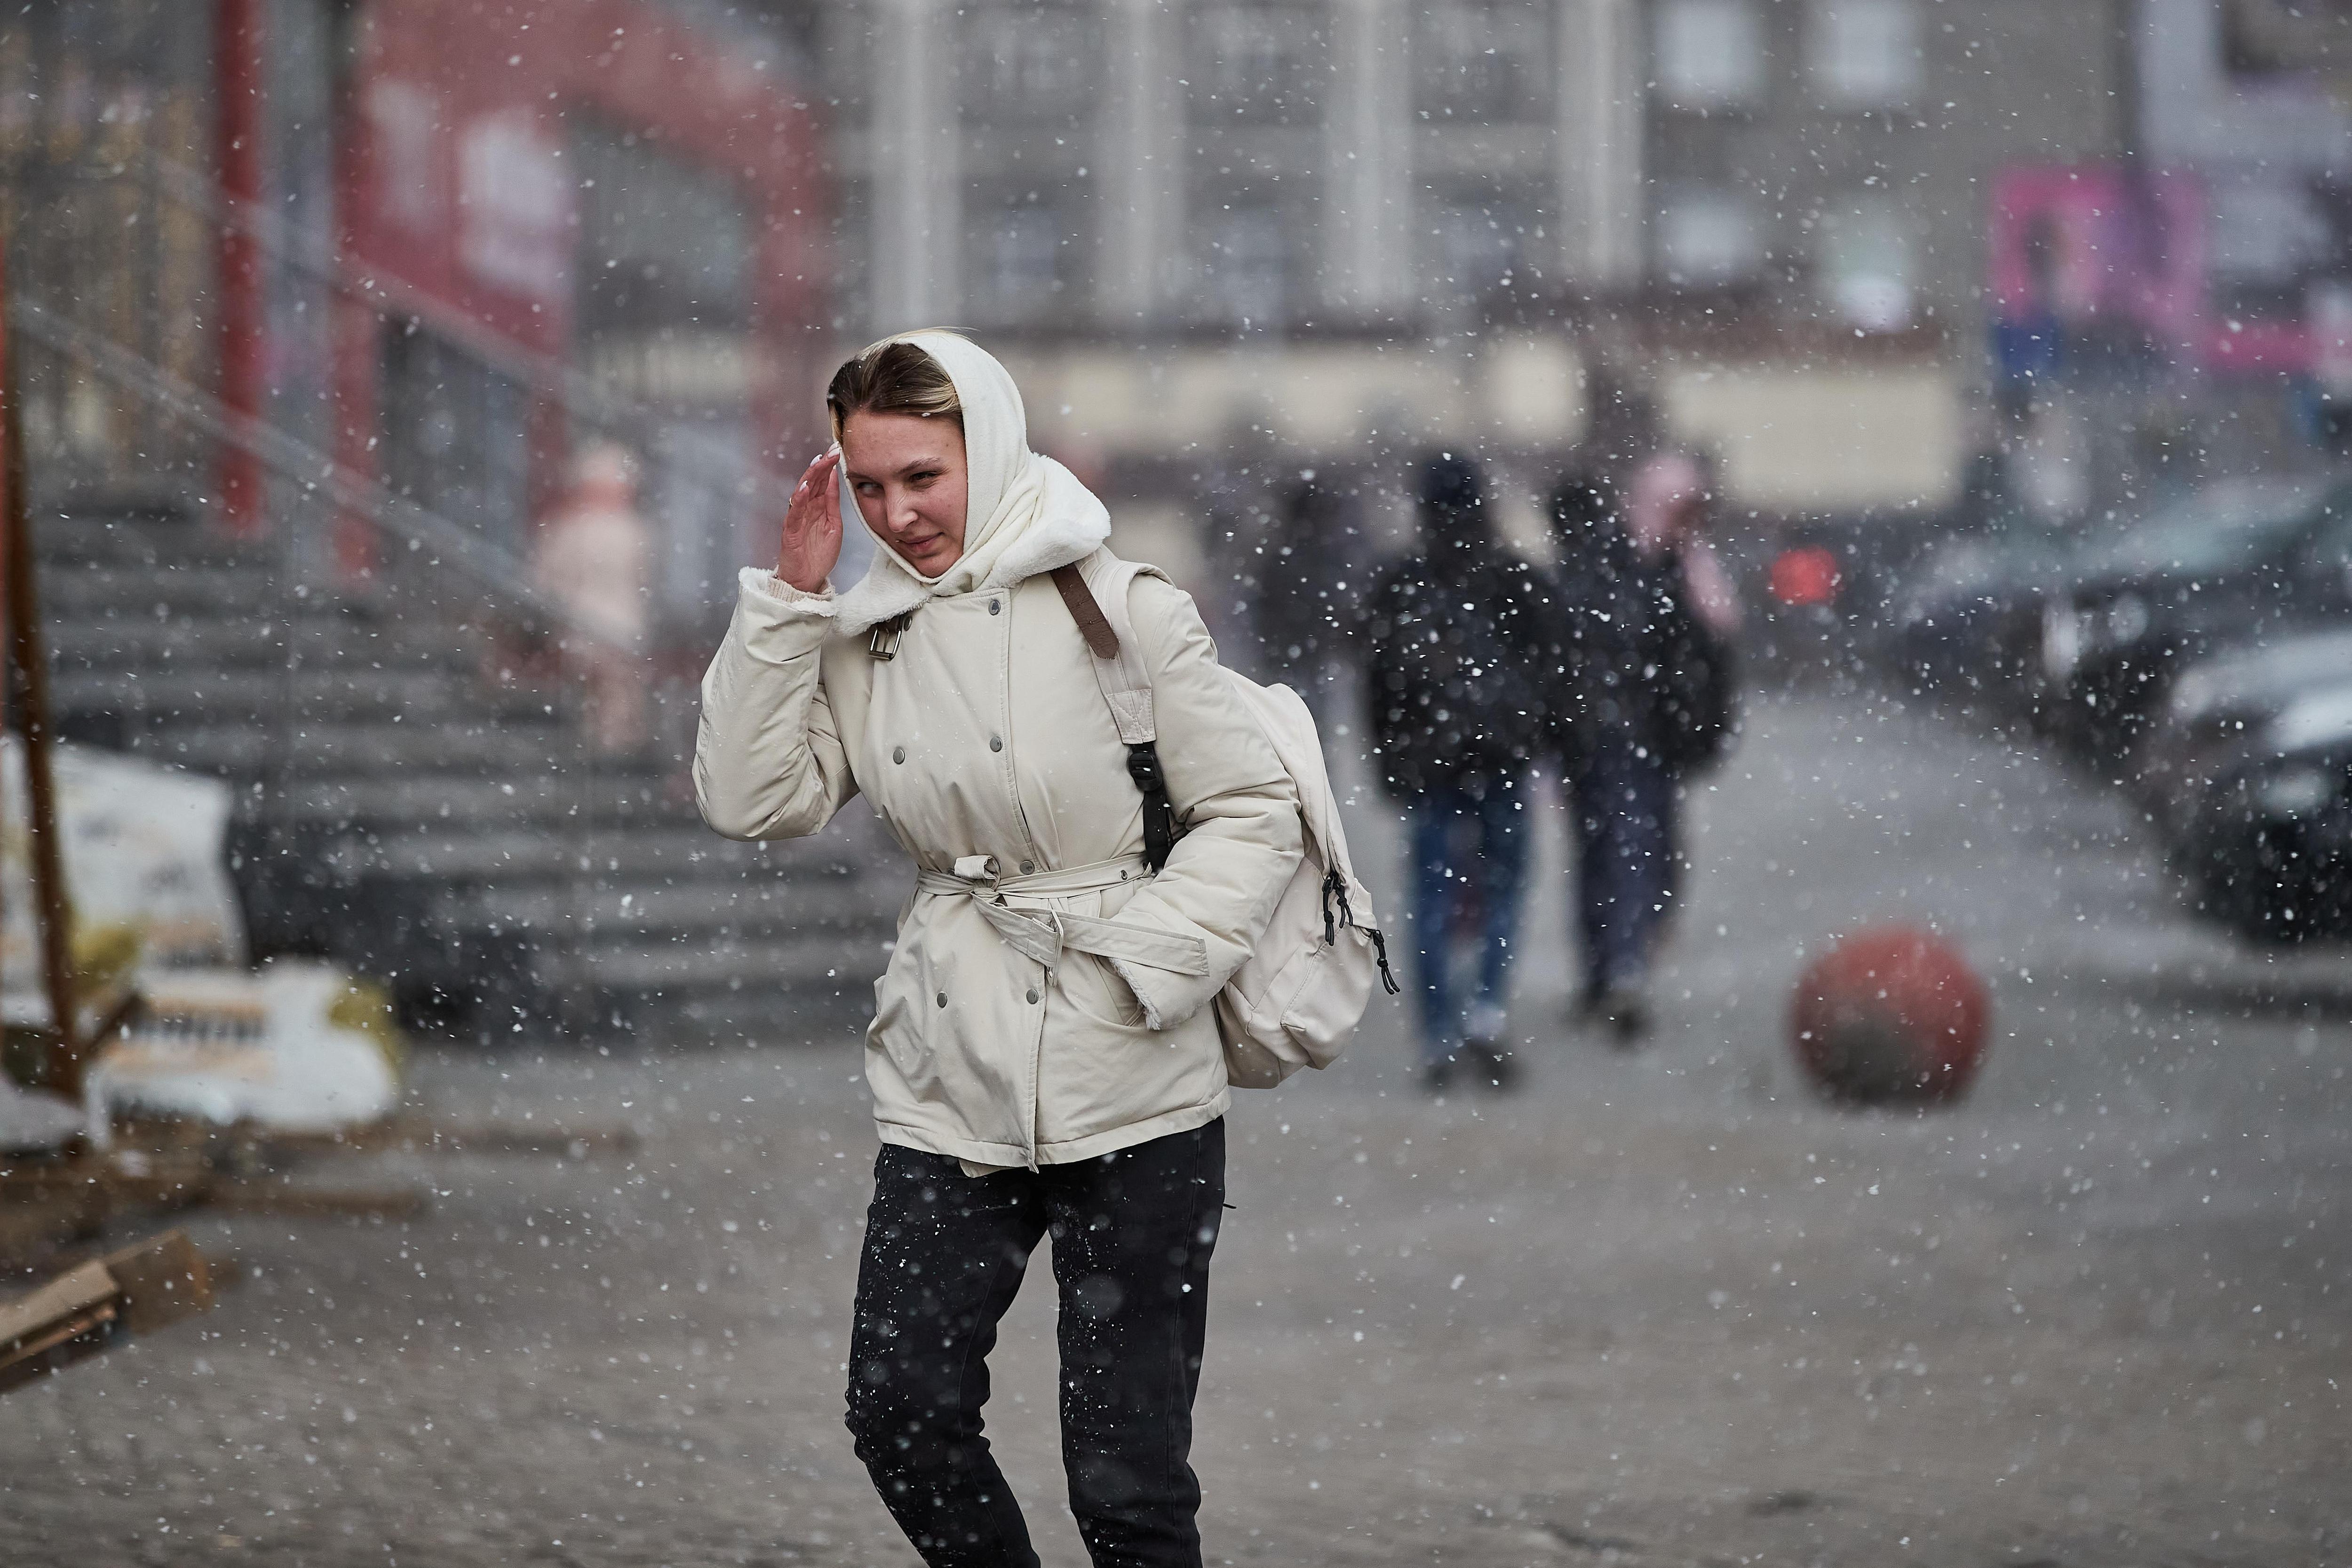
914,854,1210,977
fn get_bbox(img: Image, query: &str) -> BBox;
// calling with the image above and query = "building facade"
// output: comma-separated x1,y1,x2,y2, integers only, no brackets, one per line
816,0,2127,522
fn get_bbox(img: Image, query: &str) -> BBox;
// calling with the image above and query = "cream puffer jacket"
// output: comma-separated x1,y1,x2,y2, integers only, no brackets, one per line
694,552,1302,1168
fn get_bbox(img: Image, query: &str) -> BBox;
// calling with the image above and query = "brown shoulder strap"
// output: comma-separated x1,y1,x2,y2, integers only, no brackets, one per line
1049,564,1120,661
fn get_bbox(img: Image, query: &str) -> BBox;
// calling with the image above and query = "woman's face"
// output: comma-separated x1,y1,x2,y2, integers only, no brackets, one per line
840,411,969,578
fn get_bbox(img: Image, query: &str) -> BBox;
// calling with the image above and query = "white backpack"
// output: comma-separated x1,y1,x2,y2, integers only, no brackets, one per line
1054,557,1399,1088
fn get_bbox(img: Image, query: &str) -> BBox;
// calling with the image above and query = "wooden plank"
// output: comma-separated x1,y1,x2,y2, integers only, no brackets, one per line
4,1300,116,1362
0,1156,219,1211
0,1260,112,1345
0,1259,116,1354
207,1181,426,1220
99,1230,214,1335
0,1172,214,1215
0,1231,226,1394
284,1117,639,1158
0,1259,121,1391
0,1300,117,1393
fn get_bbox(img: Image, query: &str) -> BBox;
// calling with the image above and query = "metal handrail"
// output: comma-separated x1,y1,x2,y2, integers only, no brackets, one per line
8,297,630,655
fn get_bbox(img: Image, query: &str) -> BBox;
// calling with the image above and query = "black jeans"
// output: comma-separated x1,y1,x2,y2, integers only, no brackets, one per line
845,1120,1225,1568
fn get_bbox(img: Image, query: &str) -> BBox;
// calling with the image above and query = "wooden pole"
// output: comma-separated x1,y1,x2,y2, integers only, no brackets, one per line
0,249,83,1093
214,0,269,537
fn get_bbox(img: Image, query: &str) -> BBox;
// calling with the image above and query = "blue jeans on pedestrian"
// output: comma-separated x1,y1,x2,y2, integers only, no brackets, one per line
1569,744,1679,999
1403,778,1531,1064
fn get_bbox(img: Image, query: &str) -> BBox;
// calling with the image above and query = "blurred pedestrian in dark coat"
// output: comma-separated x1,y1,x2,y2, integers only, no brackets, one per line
1360,453,1552,1091
1546,454,1740,1042
1257,474,1366,724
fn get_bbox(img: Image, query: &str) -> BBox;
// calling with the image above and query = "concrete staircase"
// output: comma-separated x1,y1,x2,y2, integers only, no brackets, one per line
37,507,896,1043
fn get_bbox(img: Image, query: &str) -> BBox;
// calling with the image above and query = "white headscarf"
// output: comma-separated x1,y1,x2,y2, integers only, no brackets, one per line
832,330,1111,636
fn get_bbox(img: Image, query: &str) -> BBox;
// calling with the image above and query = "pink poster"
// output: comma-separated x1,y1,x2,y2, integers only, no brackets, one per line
1988,166,2207,360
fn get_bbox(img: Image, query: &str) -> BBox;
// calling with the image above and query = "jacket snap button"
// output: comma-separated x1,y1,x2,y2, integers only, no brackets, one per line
989,736,1003,752
988,599,1001,616
1026,989,1040,1004
1020,859,1034,874
935,991,947,1008
892,745,906,765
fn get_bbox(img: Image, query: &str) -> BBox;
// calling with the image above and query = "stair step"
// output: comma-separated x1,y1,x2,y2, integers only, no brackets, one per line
541,934,889,995
442,873,901,938
32,515,269,569
293,822,849,883
51,665,561,726
37,561,279,616
265,772,587,828
47,616,480,674
154,718,578,776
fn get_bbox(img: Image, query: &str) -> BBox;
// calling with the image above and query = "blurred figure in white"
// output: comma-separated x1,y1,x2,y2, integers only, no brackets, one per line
533,442,653,755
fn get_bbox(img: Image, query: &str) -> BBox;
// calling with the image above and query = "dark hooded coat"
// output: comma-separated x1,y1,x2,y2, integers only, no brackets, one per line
1359,458,1557,800
1544,475,1737,776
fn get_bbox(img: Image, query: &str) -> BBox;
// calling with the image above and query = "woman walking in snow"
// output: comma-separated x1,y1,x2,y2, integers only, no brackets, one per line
694,331,1301,1568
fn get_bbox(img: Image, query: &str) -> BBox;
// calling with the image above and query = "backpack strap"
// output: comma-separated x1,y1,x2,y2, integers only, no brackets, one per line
1050,567,1119,660
1049,559,1182,871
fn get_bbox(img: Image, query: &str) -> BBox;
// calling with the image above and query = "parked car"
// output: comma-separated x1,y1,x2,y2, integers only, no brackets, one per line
1883,517,2085,708
2171,680,2352,943
2036,476,2352,759
2132,625,2352,833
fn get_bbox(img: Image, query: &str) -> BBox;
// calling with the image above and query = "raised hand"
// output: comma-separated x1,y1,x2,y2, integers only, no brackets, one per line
776,449,844,594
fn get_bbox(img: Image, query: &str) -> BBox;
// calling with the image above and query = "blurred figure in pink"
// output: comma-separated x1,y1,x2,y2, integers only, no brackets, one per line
532,442,653,755
1547,451,1742,1044
1626,451,1743,641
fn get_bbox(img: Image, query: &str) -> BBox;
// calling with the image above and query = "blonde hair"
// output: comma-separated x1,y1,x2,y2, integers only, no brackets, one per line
825,335,964,441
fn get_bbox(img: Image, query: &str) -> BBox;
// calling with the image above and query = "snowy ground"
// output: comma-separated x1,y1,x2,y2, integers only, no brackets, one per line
5,690,2350,1567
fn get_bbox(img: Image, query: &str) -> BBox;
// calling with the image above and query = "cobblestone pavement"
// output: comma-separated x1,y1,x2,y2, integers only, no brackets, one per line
4,691,2348,1567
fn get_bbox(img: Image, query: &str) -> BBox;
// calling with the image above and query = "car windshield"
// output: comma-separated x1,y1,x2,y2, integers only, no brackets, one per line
1911,513,2106,600
2070,479,2339,579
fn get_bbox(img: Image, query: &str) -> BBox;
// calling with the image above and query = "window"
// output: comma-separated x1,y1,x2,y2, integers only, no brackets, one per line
1657,186,1761,287
1433,197,1533,300
965,6,1099,123
2209,175,2333,285
1654,0,1764,110
575,121,752,336
1818,199,1915,330
1416,2,1551,123
1809,0,1921,108
457,110,573,304
1203,206,1291,328
1191,6,1327,126
380,332,530,557
978,205,1066,323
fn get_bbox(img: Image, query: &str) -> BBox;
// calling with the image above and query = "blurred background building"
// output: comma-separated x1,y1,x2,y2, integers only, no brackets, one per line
6,0,2352,1036
818,0,2137,543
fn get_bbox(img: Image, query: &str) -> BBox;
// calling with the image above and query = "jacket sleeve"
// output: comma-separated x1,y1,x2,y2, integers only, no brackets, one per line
1104,577,1304,1030
693,567,860,840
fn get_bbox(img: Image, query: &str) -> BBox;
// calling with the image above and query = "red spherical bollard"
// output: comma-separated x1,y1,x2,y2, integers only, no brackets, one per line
1790,926,1990,1107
